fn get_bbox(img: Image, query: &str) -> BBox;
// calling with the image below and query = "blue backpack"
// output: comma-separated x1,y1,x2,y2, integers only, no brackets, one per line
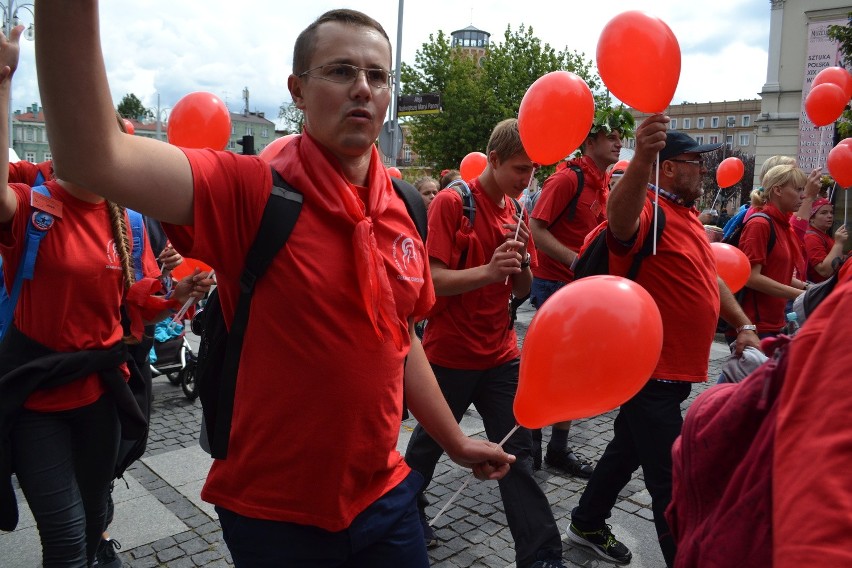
0,184,146,341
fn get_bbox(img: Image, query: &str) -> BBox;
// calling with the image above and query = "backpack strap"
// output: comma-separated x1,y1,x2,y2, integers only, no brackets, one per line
0,184,57,341
391,177,427,242
211,167,303,458
546,164,585,229
745,212,776,255
447,179,476,226
626,206,667,281
126,208,146,282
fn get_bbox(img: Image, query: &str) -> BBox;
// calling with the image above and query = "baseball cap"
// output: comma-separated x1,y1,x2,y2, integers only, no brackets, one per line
659,131,722,163
810,197,831,218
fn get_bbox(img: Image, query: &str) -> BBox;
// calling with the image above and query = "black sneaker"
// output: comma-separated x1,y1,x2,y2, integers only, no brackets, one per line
530,552,567,567
419,510,438,549
93,538,122,568
566,523,632,565
544,448,594,478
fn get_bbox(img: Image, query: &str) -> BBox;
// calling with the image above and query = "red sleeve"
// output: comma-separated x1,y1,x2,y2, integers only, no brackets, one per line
8,161,39,185
804,231,828,270
739,217,773,266
789,215,808,244
425,188,464,266
531,169,578,225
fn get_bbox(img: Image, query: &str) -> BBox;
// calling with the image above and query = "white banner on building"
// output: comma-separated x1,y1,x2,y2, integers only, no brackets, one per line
798,18,847,170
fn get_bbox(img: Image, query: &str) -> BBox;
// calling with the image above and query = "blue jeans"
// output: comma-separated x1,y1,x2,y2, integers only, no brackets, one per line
11,394,120,567
217,470,429,568
530,277,567,309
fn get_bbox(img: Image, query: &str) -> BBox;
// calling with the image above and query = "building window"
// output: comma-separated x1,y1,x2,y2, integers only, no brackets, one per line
228,140,236,150
628,139,635,149
25,129,33,141
261,127,268,138
739,134,750,146
231,124,236,135
683,118,691,129
670,118,677,130
709,135,719,144
726,135,733,150
246,126,253,136
403,144,412,163
44,152,52,162
695,136,704,144
727,116,736,128
711,116,719,128
14,127,21,141
742,115,751,127
697,117,705,129
24,152,36,162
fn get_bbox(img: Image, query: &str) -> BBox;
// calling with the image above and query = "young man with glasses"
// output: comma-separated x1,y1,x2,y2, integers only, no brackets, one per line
35,6,514,566
528,108,633,477
565,123,760,567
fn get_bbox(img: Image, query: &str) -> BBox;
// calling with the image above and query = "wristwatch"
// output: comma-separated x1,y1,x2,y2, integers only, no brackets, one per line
520,253,531,269
736,324,757,334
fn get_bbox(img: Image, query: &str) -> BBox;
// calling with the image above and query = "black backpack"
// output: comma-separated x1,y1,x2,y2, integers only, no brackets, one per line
528,165,585,228
572,206,667,281
196,168,426,459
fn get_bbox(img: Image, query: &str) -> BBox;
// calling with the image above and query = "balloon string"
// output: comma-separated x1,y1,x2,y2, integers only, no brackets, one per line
845,187,848,227
710,187,721,212
830,182,837,203
653,155,660,255
429,423,520,527
818,126,826,171
504,170,537,285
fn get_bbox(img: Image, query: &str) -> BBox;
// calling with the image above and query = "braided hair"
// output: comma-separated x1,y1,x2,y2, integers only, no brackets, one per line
114,113,138,343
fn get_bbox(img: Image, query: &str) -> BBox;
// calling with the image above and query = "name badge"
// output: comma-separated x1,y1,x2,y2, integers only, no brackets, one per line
31,190,63,219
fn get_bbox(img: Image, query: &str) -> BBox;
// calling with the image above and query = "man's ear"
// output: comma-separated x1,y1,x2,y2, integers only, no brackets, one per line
660,160,676,178
288,75,306,111
488,150,501,169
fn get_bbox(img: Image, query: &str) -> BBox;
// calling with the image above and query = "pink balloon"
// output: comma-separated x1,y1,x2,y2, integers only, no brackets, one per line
259,134,298,163
813,66,852,100
805,83,848,127
597,11,681,113
827,143,852,187
518,71,595,165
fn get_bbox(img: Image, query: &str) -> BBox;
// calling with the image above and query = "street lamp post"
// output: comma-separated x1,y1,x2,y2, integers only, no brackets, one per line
153,93,171,142
2,2,34,148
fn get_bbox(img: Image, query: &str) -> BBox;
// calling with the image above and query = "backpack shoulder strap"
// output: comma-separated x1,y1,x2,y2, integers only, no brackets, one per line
626,205,666,281
212,167,303,458
546,164,584,229
0,184,57,340
391,177,427,241
746,212,776,254
447,179,476,227
126,208,145,282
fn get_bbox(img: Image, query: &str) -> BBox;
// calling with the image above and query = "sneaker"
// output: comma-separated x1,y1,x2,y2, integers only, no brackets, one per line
93,538,122,568
544,448,594,478
566,523,632,565
419,510,438,549
530,553,567,567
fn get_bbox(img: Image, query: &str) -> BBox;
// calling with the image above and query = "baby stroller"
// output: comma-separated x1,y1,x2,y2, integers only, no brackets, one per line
149,318,198,401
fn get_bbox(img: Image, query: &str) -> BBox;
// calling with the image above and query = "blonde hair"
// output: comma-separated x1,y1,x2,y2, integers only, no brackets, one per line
753,164,807,207
759,155,795,185
486,118,527,163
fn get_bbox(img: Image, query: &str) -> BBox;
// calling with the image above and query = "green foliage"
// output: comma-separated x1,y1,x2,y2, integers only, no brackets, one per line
590,107,635,138
278,101,304,135
828,16,852,138
698,148,756,209
401,24,607,174
117,93,152,120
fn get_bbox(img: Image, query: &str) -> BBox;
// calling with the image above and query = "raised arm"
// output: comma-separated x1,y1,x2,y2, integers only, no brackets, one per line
0,25,22,223
34,1,194,224
607,114,668,242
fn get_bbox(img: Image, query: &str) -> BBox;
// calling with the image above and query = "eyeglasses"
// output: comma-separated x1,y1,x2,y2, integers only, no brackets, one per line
299,63,392,89
668,158,706,167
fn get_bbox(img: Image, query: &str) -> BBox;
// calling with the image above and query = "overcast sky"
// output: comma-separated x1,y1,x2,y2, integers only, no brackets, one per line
9,0,770,128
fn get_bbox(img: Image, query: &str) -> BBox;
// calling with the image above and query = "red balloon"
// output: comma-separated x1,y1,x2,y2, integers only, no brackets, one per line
167,92,231,150
710,243,750,294
597,11,681,113
716,157,745,188
813,66,852,100
122,119,135,135
827,143,852,187
171,257,214,281
805,83,848,127
518,71,595,165
459,151,488,181
388,166,403,179
840,137,852,148
259,134,298,163
515,275,663,428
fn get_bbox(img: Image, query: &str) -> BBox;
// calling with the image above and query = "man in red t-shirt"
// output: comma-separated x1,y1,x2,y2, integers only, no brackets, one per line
36,7,515,567
566,118,761,567
405,119,565,568
528,108,634,478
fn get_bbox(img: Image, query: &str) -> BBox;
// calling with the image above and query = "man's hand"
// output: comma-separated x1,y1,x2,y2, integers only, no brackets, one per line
446,438,515,481
172,269,215,304
0,25,22,85
734,329,761,357
633,114,669,166
486,239,524,282
503,215,531,257
804,168,822,200
834,224,848,245
158,243,183,272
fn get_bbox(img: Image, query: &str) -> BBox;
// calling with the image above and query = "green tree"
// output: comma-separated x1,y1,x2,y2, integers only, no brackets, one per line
117,93,152,120
828,16,852,138
400,24,605,172
698,148,756,210
278,101,305,135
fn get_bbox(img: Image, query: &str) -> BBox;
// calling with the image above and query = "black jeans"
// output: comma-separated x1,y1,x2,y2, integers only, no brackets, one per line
11,394,120,567
404,360,562,568
571,379,692,567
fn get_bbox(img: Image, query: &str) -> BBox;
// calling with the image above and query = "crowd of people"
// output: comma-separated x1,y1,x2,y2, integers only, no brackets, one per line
0,3,848,568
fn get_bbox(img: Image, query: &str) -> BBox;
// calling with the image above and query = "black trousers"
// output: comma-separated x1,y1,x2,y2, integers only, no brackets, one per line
571,379,692,567
404,359,562,568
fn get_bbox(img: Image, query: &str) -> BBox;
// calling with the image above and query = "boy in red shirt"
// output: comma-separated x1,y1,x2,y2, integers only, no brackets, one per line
405,119,565,568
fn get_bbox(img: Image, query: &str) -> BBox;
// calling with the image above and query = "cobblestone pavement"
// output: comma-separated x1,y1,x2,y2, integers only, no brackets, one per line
11,302,729,567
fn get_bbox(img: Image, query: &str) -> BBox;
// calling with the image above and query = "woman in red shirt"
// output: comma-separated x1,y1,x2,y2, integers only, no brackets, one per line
804,197,848,283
